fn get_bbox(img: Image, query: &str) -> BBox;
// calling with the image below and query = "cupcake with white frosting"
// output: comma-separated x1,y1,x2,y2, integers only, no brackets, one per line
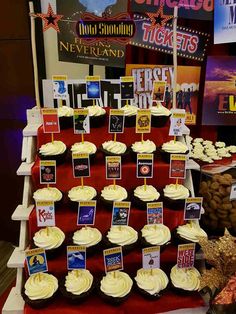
162,184,190,210
122,104,138,127
58,106,74,129
38,140,67,165
105,226,139,253
22,273,58,309
33,187,63,209
131,140,156,162
99,271,133,304
217,148,232,165
170,265,200,293
100,184,128,210
71,142,97,161
140,224,171,250
33,226,65,259
135,268,169,299
132,185,160,210
150,103,171,128
60,269,95,303
71,227,102,255
101,140,129,158
87,104,106,128
68,185,97,210
160,140,189,163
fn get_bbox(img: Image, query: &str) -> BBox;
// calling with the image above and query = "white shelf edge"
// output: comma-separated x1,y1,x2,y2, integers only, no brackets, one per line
2,287,24,314
186,159,200,170
11,205,34,221
23,124,41,137
16,163,33,176
7,248,25,268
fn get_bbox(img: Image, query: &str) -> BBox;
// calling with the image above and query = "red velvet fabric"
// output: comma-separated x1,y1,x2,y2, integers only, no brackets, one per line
26,115,205,313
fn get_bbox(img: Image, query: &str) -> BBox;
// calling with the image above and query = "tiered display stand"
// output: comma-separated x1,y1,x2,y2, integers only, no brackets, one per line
2,107,207,314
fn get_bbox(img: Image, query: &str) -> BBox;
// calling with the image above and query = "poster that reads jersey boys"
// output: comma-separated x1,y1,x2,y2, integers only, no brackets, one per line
202,56,236,126
130,0,213,20
56,0,128,67
214,0,236,44
126,64,201,125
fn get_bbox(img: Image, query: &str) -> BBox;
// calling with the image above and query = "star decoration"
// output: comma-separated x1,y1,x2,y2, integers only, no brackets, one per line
146,6,173,31
37,3,63,32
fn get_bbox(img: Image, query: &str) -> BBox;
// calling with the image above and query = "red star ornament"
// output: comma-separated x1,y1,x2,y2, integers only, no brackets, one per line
146,6,173,31
37,3,63,32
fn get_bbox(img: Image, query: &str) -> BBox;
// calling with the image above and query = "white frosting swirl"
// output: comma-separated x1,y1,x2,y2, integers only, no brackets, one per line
193,138,203,143
33,187,62,202
227,145,236,153
68,186,97,202
203,140,213,146
150,104,171,116
141,224,171,245
107,226,138,246
87,105,106,117
217,148,231,157
33,226,65,250
170,265,200,291
215,141,226,148
25,273,58,300
122,105,138,116
135,268,169,295
65,270,93,295
134,185,160,202
177,221,207,243
39,141,66,156
163,184,190,200
162,140,188,153
71,142,97,155
73,227,102,247
132,140,156,153
102,141,127,154
58,106,74,117
100,271,133,298
101,185,127,201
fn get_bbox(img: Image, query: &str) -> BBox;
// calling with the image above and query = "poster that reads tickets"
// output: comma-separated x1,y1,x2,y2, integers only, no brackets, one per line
52,75,68,100
103,247,123,273
40,161,56,184
36,201,55,227
72,153,90,178
137,154,153,178
142,246,160,270
177,244,195,269
169,109,186,136
130,0,213,20
106,156,122,180
136,109,151,133
126,64,201,125
41,108,60,133
25,248,48,276
169,154,187,179
67,246,86,270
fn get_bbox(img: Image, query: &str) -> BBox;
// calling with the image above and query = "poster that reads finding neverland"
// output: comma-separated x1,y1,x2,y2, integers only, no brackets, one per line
202,56,236,126
130,0,213,20
126,64,201,125
57,0,128,67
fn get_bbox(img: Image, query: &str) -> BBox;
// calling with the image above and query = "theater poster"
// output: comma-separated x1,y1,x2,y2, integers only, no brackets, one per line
126,64,201,125
202,56,236,126
57,0,128,67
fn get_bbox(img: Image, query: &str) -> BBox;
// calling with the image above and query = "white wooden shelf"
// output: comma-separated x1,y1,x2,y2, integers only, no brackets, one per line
2,287,25,314
186,159,200,170
7,248,25,269
23,124,41,137
11,205,34,221
16,163,33,176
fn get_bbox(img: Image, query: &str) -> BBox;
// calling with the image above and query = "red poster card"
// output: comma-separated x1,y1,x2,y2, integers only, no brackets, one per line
169,154,187,179
177,244,195,269
42,109,60,133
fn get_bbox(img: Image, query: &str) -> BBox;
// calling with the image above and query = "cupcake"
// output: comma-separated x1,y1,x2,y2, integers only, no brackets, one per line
68,186,97,210
135,268,169,299
160,140,189,163
72,227,102,255
170,265,200,293
122,104,138,127
150,103,171,128
131,140,156,162
38,140,67,165
22,273,58,309
99,271,133,305
33,226,65,259
100,184,128,210
71,142,97,162
58,106,74,129
60,269,95,303
132,185,160,210
104,226,138,253
33,187,63,209
162,184,190,210
141,224,171,250
101,140,129,158
87,105,106,128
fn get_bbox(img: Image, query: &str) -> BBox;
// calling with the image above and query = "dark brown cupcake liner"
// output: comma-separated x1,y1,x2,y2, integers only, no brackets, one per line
99,146,130,161
59,116,73,130
131,190,161,211
130,149,157,163
170,282,199,295
124,115,136,128
33,191,65,211
90,114,106,128
99,192,130,211
160,189,190,211
38,148,68,166
139,231,171,252
158,148,189,163
134,278,169,300
171,227,200,251
59,274,96,304
151,115,171,128
69,149,97,164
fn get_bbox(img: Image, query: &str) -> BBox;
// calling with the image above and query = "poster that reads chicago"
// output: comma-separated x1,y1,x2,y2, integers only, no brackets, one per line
126,64,201,125
202,56,236,126
57,0,128,67
130,0,213,20
214,0,236,44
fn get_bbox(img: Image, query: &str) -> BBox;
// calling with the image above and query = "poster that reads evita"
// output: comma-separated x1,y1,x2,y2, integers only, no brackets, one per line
57,0,128,67
126,64,201,125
